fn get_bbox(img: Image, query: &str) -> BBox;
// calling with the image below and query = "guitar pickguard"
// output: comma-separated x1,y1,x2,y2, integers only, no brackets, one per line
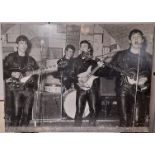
78,75,98,90
77,66,99,90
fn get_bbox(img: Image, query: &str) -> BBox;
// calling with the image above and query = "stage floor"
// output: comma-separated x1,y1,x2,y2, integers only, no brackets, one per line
5,119,149,133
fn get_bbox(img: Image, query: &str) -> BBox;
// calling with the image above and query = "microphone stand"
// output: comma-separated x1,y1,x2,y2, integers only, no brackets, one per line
34,42,44,126
58,58,65,120
60,69,64,120
132,50,141,128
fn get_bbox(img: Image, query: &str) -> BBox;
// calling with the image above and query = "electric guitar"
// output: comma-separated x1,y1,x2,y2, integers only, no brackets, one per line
77,62,149,92
77,65,101,90
105,62,149,93
6,64,58,90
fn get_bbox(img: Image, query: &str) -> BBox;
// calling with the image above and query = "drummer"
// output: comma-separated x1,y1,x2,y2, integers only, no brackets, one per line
57,44,76,90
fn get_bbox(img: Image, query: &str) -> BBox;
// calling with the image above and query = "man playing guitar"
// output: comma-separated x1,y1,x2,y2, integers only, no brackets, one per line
3,35,39,126
101,29,152,127
71,40,103,126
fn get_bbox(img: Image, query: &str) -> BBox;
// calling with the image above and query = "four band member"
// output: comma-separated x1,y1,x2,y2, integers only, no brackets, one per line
3,35,39,126
71,40,103,126
101,29,152,127
57,44,75,90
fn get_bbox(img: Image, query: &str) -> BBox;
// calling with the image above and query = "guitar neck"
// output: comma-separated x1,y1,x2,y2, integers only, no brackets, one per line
29,69,45,76
89,66,101,76
27,69,40,76
88,61,132,78
104,62,129,77
27,66,56,76
87,62,126,78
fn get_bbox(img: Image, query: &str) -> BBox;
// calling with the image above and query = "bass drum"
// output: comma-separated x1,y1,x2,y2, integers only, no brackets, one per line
63,89,90,119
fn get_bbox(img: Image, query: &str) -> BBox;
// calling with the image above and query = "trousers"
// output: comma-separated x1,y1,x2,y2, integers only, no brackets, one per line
117,89,149,127
74,85,98,126
5,85,34,126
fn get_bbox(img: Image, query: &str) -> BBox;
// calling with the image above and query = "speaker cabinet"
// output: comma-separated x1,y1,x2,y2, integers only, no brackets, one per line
99,77,116,97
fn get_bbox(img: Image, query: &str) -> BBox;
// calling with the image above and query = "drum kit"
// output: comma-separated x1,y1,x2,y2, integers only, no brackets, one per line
34,54,113,120
44,59,90,119
63,89,89,119
44,85,90,119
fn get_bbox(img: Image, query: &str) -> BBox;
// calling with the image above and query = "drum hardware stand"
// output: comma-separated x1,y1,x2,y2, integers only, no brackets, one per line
60,70,65,120
38,70,44,125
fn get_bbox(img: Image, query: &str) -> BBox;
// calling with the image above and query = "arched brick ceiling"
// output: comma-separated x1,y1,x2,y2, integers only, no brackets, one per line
1,24,15,34
100,24,154,50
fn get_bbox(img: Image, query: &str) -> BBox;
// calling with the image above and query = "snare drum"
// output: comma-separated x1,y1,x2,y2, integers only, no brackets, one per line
63,89,89,119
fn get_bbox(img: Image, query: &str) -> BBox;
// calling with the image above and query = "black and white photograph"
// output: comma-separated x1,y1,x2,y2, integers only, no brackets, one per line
0,23,154,132
1,1,155,155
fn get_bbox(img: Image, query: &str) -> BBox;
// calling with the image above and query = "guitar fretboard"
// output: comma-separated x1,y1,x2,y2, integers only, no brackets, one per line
26,65,57,76
104,62,131,77
89,66,101,76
